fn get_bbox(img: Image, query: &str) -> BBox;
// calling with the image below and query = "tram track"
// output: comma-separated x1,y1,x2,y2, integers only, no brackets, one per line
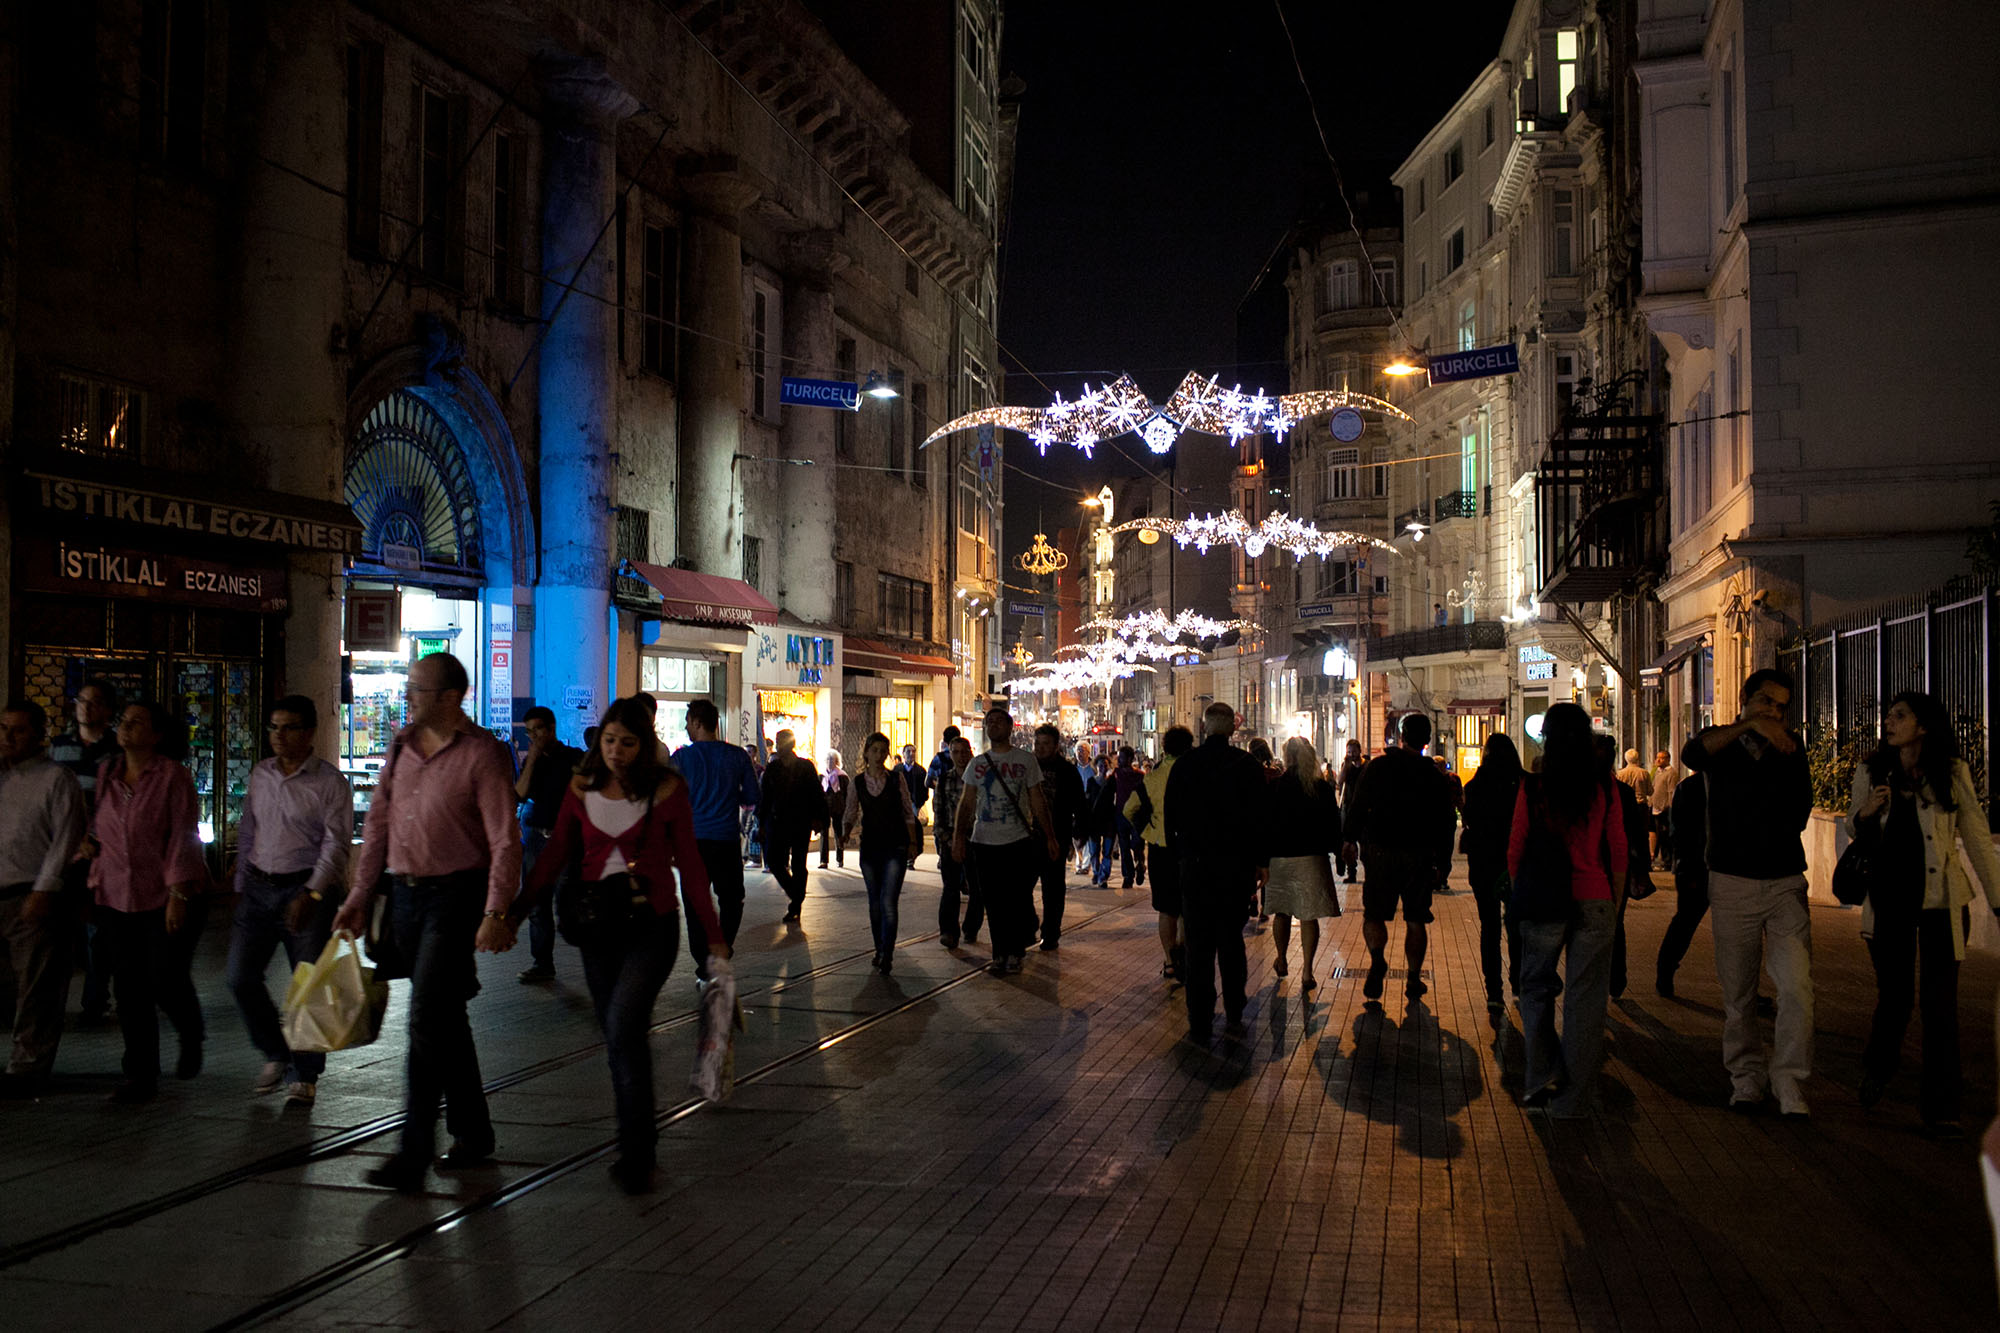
0,921,949,1271
206,901,1133,1331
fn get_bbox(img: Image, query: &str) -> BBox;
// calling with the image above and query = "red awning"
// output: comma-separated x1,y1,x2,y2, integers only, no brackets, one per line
846,637,955,677
623,561,778,626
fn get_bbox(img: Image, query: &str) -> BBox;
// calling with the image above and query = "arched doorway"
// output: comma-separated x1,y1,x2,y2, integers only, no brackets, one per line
339,347,532,796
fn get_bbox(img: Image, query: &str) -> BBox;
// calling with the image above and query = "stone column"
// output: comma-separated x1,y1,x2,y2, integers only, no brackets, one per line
678,163,760,577
777,233,849,624
221,1,349,755
533,60,637,743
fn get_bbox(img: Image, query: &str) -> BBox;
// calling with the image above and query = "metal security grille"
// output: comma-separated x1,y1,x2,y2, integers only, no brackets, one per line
345,390,482,574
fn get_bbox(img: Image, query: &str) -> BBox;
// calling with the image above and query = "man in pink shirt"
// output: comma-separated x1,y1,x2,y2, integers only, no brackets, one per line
335,652,520,1193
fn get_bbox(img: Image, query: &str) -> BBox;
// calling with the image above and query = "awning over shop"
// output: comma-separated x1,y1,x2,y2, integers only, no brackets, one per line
1640,634,1708,681
1447,698,1509,714
845,637,954,676
621,560,778,626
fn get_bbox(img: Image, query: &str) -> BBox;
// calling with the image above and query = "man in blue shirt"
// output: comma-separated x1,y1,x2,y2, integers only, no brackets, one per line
674,700,765,963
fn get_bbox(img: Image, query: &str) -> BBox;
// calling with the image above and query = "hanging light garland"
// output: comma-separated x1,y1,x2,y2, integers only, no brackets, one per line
1080,610,1261,644
922,371,1413,457
1013,532,1069,576
1105,510,1401,562
1007,657,1156,695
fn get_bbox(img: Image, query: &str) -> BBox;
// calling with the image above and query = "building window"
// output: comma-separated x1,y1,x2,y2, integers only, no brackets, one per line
878,572,931,640
1485,203,1497,241
414,84,464,286
964,116,993,225
910,383,929,490
1371,445,1388,498
1721,55,1738,208
834,561,854,624
140,0,206,167
615,506,651,565
962,6,989,84
1550,187,1576,277
1370,257,1398,307
641,223,677,378
491,132,517,308
742,535,762,592
56,372,143,456
1484,102,1496,148
1326,260,1359,311
748,282,780,420
1461,428,1479,494
1556,28,1579,113
345,41,384,255
1324,447,1360,501
1445,228,1466,275
1416,260,1427,298
1457,300,1476,351
905,260,920,297
1726,335,1744,485
1555,351,1580,423
1443,140,1464,185
886,369,908,480
835,337,857,457
1415,178,1426,217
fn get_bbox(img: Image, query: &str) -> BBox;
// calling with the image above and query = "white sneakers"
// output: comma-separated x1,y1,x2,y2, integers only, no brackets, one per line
252,1061,285,1095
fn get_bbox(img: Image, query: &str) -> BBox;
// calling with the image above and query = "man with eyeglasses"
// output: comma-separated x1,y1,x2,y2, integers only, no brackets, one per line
226,695,352,1106
334,653,519,1193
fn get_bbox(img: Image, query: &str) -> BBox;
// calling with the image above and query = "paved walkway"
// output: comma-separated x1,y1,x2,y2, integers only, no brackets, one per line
1,858,1996,1330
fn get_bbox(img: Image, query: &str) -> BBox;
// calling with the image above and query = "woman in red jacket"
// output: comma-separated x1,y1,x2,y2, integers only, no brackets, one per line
511,697,726,1194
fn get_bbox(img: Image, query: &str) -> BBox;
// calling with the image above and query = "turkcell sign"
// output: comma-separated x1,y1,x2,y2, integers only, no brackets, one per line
1298,601,1336,620
1426,343,1521,386
779,377,860,411
1007,601,1045,618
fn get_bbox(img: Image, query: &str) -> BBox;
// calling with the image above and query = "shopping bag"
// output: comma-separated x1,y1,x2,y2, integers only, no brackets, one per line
282,930,391,1053
689,957,741,1103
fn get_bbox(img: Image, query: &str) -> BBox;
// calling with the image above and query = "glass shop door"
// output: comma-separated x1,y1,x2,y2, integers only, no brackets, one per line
170,658,260,869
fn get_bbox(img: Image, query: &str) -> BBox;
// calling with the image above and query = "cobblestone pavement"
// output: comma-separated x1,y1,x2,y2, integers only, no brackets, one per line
2,859,1996,1331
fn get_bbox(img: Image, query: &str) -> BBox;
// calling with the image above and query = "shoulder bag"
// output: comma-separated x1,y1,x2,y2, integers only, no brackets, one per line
558,787,657,947
983,756,1041,839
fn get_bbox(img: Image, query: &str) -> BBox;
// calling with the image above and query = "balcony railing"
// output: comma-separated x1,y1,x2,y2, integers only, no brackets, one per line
1534,378,1667,604
1432,489,1478,521
1370,620,1506,663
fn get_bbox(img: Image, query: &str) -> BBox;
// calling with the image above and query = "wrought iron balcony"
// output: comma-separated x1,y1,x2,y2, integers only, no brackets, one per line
1432,490,1478,522
1370,619,1506,663
1533,376,1667,604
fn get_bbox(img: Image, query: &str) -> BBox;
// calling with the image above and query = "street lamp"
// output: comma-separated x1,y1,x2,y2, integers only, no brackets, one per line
862,370,899,400
1382,353,1426,378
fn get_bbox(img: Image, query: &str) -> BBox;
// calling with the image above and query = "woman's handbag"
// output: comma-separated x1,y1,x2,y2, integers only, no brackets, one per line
1831,840,1873,907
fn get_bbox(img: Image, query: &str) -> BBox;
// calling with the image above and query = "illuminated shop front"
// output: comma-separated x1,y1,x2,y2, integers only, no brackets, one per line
841,637,952,765
747,627,841,763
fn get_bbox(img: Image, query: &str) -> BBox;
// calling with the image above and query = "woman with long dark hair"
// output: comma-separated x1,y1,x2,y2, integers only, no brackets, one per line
90,699,209,1103
1263,736,1341,991
512,697,724,1193
1507,703,1626,1115
1847,691,2000,1136
1460,732,1524,1012
842,731,921,974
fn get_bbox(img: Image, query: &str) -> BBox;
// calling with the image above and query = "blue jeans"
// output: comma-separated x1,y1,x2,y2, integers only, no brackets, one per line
389,874,491,1162
1089,835,1113,885
1519,897,1617,1114
578,897,679,1167
860,851,907,956
937,838,982,940
226,868,335,1083
520,828,558,971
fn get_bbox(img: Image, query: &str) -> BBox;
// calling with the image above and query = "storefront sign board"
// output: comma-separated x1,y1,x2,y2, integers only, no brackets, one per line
24,468,364,555
18,539,289,613
346,590,400,651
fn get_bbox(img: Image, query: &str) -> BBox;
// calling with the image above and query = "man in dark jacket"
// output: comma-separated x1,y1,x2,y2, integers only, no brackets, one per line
1682,667,1814,1117
1164,703,1272,1041
758,730,825,920
1031,725,1085,949
1344,713,1457,1005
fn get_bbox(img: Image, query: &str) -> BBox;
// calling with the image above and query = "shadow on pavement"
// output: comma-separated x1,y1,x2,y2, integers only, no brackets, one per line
1323,1003,1484,1159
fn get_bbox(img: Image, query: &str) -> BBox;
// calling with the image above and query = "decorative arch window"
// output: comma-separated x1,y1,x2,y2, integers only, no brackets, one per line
345,390,484,576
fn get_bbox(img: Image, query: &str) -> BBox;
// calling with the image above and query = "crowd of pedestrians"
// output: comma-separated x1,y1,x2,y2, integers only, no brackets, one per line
5,658,1997,1205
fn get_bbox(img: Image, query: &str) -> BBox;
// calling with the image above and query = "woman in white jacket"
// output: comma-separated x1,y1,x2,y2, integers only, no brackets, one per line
1847,691,2000,1137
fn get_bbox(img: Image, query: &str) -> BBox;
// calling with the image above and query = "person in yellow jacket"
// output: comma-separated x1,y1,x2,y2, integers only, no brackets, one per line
1126,725,1194,983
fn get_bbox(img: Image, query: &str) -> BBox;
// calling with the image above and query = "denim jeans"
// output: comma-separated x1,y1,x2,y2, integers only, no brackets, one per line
520,828,558,971
1117,817,1144,886
690,838,747,969
1518,896,1617,1113
1089,835,1113,885
859,851,907,957
578,898,679,1167
389,874,491,1162
1466,866,1519,1002
101,898,209,1086
937,838,982,940
226,869,335,1083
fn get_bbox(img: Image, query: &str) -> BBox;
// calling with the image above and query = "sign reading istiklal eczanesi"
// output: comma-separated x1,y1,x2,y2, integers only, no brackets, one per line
19,540,290,613
26,471,362,555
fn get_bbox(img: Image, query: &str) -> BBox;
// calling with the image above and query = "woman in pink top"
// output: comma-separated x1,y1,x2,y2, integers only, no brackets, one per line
512,697,724,1194
1507,702,1627,1117
90,700,210,1103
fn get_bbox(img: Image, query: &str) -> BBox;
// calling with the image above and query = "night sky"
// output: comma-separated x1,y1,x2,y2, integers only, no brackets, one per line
993,2,1513,545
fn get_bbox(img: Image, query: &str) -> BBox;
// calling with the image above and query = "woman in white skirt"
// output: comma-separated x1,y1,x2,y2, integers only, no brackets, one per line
1265,736,1343,990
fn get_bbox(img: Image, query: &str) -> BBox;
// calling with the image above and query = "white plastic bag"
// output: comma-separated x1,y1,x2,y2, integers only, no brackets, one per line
689,956,741,1103
282,930,390,1053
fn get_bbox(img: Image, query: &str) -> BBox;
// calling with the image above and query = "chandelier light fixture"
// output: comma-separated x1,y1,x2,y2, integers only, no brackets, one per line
1013,532,1069,577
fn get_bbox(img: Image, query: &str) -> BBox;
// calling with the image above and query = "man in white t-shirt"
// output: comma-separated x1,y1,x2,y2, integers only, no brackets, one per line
953,707,1062,976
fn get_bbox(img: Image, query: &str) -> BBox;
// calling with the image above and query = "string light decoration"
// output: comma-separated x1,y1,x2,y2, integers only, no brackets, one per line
1081,611,1261,644
1013,532,1069,576
921,371,1413,457
1446,568,1488,614
1007,658,1156,695
1105,510,1401,563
